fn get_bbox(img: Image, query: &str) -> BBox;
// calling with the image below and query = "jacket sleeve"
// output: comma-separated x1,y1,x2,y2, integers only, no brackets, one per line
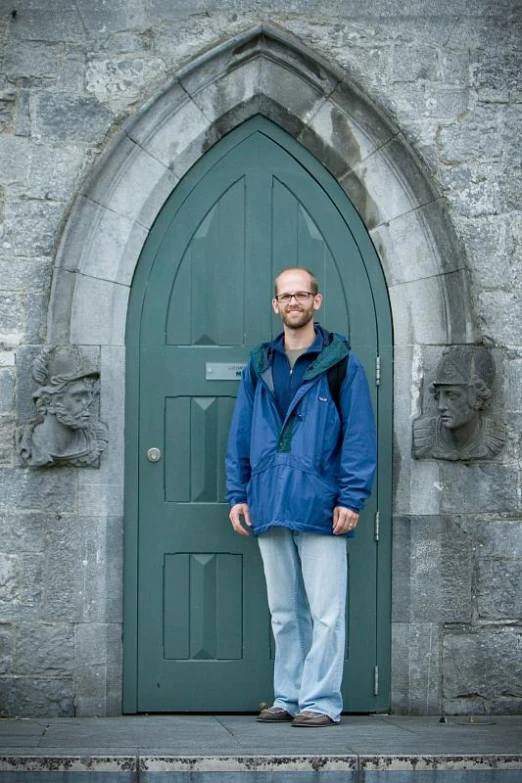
337,353,377,512
225,362,255,506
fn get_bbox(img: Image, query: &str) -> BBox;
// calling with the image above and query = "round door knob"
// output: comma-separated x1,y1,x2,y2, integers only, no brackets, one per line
147,447,161,462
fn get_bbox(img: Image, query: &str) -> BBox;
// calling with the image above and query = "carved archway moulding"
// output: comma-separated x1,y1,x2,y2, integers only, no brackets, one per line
46,23,475,519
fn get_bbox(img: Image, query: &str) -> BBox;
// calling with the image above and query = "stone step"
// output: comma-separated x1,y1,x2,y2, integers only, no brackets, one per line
1,754,522,782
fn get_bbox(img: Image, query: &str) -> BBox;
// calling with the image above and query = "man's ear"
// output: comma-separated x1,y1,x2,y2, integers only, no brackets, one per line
272,298,280,314
313,293,323,311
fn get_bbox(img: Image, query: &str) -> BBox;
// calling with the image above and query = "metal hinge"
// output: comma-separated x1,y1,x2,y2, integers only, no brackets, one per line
374,665,379,696
375,356,381,386
375,511,380,542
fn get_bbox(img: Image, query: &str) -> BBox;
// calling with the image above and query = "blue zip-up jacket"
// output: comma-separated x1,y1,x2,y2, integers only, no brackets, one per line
225,325,377,537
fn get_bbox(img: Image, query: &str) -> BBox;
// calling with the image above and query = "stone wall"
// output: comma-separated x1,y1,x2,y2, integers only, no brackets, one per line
0,1,521,716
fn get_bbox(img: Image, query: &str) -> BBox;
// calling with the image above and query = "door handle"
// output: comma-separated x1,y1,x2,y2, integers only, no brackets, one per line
147,447,162,462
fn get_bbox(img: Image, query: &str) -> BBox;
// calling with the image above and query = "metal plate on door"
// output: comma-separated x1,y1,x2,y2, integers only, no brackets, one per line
147,447,161,462
205,362,247,381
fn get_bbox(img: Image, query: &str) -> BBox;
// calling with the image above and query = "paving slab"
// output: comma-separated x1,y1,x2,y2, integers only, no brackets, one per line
0,715,520,781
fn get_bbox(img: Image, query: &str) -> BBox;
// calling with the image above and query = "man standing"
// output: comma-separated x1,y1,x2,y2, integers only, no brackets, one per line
226,268,376,727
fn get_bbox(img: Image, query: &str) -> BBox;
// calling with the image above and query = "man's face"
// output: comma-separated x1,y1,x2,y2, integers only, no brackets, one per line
436,384,477,430
272,270,322,330
54,380,93,429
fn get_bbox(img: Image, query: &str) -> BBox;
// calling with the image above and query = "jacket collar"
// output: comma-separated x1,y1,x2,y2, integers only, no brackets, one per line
251,324,349,378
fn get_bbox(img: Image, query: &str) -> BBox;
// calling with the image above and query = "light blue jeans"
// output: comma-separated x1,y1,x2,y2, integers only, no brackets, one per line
257,527,348,722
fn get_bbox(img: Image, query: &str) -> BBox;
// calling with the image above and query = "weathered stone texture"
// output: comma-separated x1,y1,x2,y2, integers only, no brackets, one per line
15,622,74,675
0,624,14,675
86,55,168,111
392,516,473,625
2,199,65,258
443,629,522,707
33,94,114,143
0,676,74,718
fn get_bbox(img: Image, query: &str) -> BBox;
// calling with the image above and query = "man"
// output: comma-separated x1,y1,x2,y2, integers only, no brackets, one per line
226,267,376,727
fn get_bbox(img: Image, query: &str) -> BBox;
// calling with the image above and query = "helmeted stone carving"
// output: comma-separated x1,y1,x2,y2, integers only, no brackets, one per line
16,346,108,467
413,346,506,461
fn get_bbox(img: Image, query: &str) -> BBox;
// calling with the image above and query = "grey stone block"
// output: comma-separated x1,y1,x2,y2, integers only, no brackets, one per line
0,369,14,414
476,50,522,102
2,468,78,513
75,0,146,36
33,94,114,143
0,512,47,554
2,199,65,257
341,134,436,230
389,269,472,347
443,628,522,702
9,0,86,43
68,275,130,346
14,87,31,137
477,290,522,347
20,143,91,202
15,623,74,676
391,622,441,715
0,92,15,133
0,676,74,718
370,199,464,287
0,258,52,295
56,196,148,286
3,41,62,80
438,463,520,514
126,82,211,172
392,516,473,624
0,415,14,466
86,55,167,111
476,519,522,559
0,623,14,674
440,162,503,218
74,623,123,717
438,104,503,165
477,559,522,621
0,137,30,184
42,515,122,624
392,43,440,83
0,552,43,611
84,134,178,229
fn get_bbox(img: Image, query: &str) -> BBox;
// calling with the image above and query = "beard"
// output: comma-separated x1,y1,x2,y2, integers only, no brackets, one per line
279,304,315,330
52,403,91,430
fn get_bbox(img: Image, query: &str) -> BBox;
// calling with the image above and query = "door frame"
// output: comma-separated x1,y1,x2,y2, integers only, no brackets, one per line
123,115,393,713
46,27,474,717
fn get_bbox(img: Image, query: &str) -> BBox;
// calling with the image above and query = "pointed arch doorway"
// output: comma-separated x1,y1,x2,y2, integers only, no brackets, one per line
124,115,392,713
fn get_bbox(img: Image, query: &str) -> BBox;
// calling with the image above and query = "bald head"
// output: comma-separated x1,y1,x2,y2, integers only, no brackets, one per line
274,268,319,297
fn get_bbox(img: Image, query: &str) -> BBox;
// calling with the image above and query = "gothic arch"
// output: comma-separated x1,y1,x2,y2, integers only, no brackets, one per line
46,24,474,712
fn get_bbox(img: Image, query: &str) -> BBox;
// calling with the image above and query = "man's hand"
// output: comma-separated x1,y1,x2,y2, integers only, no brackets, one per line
229,503,252,536
333,506,359,536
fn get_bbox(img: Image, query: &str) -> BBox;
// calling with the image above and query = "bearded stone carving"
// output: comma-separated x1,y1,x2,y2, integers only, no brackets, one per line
413,346,506,461
16,346,108,468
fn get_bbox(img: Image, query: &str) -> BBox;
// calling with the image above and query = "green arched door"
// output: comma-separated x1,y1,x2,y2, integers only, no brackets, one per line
124,116,392,713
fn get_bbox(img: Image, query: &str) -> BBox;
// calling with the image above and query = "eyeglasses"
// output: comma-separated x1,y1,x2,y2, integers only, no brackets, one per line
275,291,315,304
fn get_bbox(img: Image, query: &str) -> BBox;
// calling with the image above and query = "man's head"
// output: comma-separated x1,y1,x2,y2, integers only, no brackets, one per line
272,268,322,330
431,347,494,431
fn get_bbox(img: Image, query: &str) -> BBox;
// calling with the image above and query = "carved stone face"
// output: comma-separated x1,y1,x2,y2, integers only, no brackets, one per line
50,379,94,430
436,384,477,430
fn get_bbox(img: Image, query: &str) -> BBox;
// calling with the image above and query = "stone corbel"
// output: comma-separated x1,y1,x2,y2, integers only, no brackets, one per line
16,345,108,468
413,346,506,461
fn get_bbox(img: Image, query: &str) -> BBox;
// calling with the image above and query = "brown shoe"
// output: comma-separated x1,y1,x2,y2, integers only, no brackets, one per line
291,711,337,727
257,707,293,723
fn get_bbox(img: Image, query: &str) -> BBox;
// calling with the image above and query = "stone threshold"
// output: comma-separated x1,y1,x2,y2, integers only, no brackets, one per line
0,753,521,780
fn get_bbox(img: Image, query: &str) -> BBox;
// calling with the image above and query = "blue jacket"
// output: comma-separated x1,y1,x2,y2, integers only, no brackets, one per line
225,326,377,536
